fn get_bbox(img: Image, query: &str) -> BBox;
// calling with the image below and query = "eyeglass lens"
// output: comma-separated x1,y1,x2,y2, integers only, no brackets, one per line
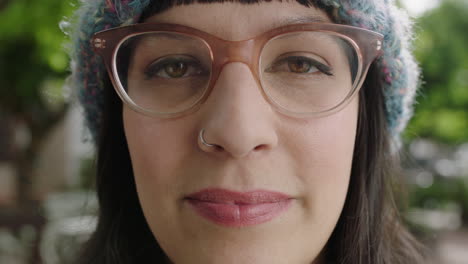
115,31,359,114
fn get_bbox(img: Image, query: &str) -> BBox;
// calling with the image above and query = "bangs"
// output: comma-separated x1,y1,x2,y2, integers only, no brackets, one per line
139,0,333,22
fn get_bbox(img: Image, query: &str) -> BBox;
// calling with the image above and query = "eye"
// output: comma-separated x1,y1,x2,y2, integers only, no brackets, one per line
266,56,333,76
144,56,207,79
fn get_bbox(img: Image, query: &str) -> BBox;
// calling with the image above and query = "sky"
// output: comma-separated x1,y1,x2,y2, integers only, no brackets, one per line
401,0,442,16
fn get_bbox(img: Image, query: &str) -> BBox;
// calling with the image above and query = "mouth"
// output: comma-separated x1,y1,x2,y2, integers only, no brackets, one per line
184,188,294,227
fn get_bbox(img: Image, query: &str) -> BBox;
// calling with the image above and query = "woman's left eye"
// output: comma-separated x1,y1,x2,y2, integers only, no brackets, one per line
266,56,333,76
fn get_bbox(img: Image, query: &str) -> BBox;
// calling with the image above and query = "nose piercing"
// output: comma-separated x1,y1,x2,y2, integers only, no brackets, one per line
199,128,217,148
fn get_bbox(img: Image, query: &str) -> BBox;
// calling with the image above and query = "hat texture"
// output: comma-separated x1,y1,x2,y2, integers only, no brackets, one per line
69,0,419,147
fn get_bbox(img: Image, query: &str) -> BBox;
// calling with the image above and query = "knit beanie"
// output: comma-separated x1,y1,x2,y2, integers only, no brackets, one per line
68,0,419,147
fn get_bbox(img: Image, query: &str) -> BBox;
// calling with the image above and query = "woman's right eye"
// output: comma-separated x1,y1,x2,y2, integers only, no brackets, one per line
144,56,206,80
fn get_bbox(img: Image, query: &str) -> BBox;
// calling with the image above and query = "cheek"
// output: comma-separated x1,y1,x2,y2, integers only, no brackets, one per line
124,113,180,181
122,108,195,224
298,94,357,168
287,96,358,223
123,106,199,176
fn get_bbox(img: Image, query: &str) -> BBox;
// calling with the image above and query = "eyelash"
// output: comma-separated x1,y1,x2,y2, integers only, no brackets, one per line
267,56,334,76
144,57,206,79
143,55,333,80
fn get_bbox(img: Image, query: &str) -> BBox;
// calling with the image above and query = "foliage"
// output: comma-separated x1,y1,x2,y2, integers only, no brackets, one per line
404,0,468,145
0,0,74,111
401,0,468,233
0,0,75,203
409,176,468,223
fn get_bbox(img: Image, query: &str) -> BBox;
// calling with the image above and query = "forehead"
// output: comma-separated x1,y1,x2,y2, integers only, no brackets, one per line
143,1,332,41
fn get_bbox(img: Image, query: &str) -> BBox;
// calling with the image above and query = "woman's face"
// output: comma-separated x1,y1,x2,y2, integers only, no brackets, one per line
123,1,358,263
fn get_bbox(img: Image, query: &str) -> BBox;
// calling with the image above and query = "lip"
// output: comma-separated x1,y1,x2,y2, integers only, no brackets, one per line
184,188,293,227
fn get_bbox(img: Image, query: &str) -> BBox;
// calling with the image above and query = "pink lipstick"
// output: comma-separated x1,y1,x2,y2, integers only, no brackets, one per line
184,188,293,227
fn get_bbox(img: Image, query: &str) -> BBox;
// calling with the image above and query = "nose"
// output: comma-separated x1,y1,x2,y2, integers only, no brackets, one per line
198,62,278,159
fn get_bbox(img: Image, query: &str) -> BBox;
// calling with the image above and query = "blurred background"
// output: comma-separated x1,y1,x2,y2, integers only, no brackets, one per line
0,0,467,263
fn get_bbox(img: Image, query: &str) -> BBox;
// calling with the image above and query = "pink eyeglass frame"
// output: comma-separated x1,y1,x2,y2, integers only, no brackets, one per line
92,22,384,119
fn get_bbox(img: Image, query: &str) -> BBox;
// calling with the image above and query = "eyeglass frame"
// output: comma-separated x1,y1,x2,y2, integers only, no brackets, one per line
92,22,384,119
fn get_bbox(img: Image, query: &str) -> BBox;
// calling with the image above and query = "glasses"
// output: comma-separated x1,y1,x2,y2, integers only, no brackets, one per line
92,23,383,118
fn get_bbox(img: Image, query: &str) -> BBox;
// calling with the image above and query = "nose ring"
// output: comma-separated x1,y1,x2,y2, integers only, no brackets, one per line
199,128,217,148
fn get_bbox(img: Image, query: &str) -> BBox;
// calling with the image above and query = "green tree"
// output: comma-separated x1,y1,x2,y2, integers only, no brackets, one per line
405,0,468,144
0,0,74,204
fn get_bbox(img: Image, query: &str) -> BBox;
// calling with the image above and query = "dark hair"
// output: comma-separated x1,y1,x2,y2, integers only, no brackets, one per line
75,1,426,263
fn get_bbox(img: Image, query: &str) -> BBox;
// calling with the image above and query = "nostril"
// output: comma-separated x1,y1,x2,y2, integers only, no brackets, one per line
254,144,266,151
216,145,224,151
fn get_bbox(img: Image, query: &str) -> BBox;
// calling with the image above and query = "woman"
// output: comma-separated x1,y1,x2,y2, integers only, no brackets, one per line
69,0,426,263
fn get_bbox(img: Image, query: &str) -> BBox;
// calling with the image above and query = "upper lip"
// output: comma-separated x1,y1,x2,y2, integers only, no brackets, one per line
185,188,292,205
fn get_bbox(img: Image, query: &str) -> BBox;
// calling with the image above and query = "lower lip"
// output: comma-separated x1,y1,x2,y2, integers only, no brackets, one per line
186,199,293,227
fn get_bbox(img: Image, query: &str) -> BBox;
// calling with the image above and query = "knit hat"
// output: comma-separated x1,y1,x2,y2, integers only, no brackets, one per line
69,0,419,147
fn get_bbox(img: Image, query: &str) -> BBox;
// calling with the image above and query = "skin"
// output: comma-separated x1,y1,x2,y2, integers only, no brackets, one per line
123,2,358,264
